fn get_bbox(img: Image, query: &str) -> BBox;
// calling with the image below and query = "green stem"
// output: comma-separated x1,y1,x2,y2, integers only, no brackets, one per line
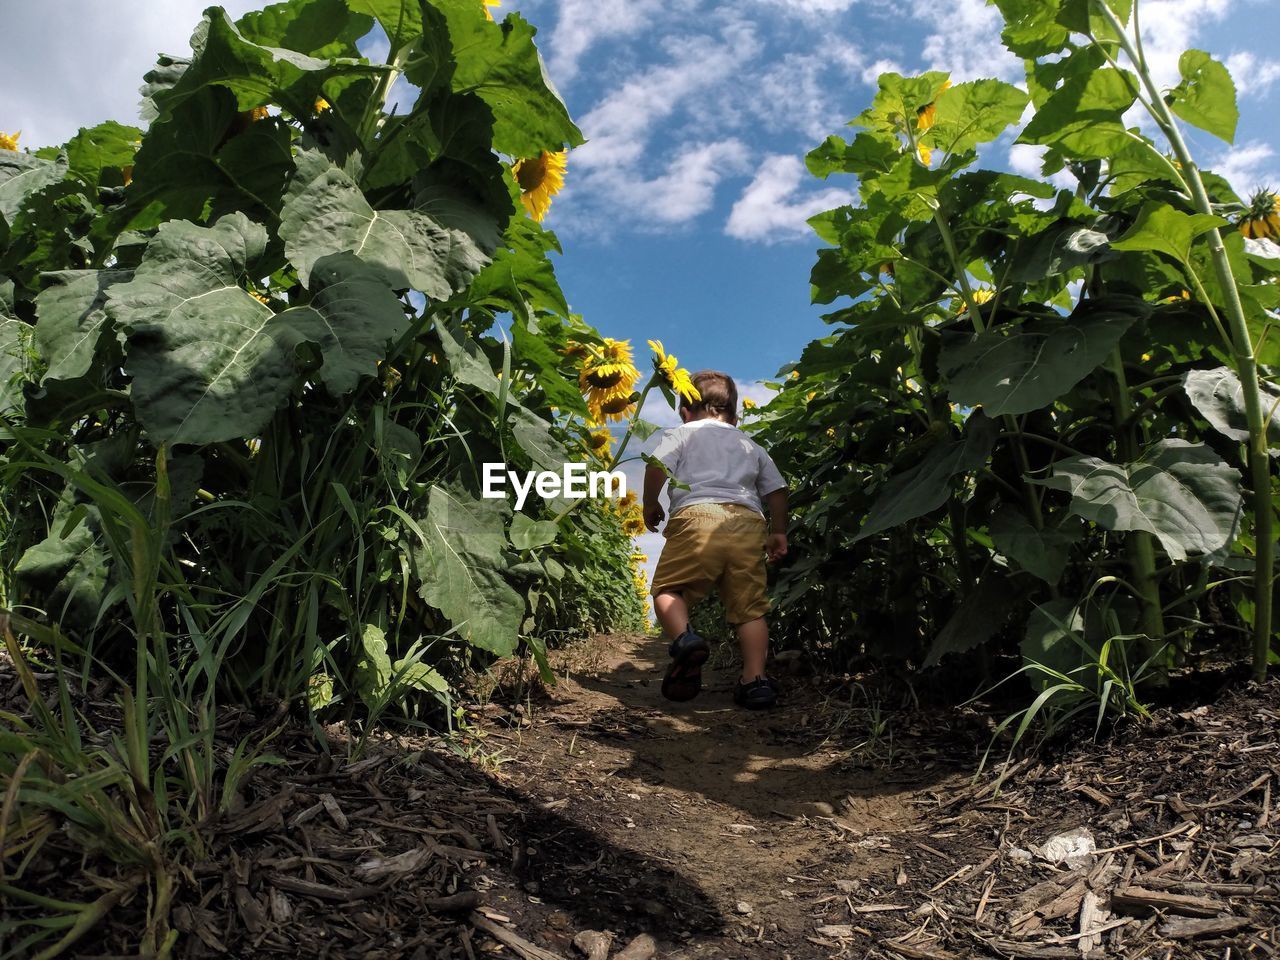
1092,0,1273,680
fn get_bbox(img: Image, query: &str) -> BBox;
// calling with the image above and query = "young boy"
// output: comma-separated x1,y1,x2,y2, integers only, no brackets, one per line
643,371,789,710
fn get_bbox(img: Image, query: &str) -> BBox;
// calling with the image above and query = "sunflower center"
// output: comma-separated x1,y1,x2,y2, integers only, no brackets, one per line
516,155,549,191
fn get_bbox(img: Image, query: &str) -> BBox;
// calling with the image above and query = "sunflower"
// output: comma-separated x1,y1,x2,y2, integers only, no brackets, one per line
587,427,612,452
249,106,270,121
742,398,757,411
916,80,952,132
314,97,331,113
647,340,701,404
1239,189,1280,242
917,143,933,167
579,338,640,423
483,0,501,19
513,150,567,222
957,287,995,314
0,130,19,152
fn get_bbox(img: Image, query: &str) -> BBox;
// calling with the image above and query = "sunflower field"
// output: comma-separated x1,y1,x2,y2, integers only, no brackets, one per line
750,0,1280,733
0,1,685,948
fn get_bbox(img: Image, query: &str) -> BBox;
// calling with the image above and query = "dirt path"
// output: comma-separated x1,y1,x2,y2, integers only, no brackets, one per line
475,633,974,957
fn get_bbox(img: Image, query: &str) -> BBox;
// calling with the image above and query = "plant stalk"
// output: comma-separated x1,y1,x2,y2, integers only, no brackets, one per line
1092,0,1274,679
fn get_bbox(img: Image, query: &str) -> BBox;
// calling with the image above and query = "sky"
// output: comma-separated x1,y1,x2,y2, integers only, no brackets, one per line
2,0,1279,604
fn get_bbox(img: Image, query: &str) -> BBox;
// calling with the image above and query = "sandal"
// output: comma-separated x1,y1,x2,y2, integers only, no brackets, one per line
733,675,780,710
661,629,710,702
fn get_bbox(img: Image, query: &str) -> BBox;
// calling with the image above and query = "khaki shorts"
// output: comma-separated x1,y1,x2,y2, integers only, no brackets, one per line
650,502,769,625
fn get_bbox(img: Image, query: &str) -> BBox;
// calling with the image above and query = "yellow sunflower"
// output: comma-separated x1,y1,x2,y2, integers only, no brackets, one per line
742,398,757,411
0,130,19,152
249,106,270,121
957,287,996,313
587,427,612,452
916,79,952,132
579,338,640,423
483,0,501,19
314,97,331,113
647,340,701,404
1239,189,1280,241
513,149,567,222
917,142,933,166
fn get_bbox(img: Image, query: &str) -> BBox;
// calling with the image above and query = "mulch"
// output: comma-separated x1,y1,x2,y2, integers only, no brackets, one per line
3,649,1278,959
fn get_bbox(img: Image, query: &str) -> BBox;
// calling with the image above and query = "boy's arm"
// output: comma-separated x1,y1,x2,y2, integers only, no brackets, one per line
764,486,788,562
643,465,667,531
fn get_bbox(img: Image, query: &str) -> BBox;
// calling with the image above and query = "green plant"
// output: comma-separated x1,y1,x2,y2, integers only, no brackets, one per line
751,0,1278,723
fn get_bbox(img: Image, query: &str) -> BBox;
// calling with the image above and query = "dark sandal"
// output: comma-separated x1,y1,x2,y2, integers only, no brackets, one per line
661,629,709,702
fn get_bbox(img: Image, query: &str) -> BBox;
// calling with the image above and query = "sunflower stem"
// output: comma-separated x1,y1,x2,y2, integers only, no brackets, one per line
1091,0,1274,680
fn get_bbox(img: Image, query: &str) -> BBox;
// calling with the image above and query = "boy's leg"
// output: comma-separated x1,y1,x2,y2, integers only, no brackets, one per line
653,590,691,640
735,616,768,682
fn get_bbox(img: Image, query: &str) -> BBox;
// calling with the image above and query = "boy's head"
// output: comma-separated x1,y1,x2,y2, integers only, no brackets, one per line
679,370,738,424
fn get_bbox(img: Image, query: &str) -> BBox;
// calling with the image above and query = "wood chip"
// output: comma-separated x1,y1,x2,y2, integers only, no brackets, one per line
1111,885,1225,917
1159,915,1250,939
470,911,568,960
354,844,435,882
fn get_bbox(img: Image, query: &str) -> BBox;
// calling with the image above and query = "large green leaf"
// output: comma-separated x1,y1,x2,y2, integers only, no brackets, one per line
236,0,372,58
112,214,407,443
417,485,524,656
1109,201,1226,266
422,0,583,157
509,513,558,550
926,80,1028,156
466,217,570,319
990,507,1080,583
125,86,294,229
0,152,67,228
1168,50,1238,144
923,573,1018,668
281,252,410,394
35,270,131,385
62,122,143,189
1039,439,1243,560
0,316,27,415
1007,221,1113,282
14,501,111,626
347,0,422,53
853,414,998,541
1017,67,1137,159
940,296,1146,416
151,8,362,120
1183,367,1280,455
281,151,489,298
110,214,289,444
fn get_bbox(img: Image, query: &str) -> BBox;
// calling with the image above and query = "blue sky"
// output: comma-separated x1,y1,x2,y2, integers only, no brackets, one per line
2,0,1277,387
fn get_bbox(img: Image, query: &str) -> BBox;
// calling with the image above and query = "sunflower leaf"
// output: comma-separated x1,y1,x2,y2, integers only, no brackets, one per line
1168,50,1238,144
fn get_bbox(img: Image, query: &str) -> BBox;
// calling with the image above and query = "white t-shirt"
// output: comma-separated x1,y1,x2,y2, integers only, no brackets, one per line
651,419,787,517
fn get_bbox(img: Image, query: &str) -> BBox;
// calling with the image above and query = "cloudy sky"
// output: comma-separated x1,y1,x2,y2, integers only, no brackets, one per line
3,0,1278,602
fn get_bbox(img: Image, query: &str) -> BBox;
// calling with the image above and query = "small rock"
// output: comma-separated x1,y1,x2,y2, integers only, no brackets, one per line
834,879,859,893
913,902,935,917
736,901,753,915
1036,827,1096,868
614,933,657,960
572,929,613,960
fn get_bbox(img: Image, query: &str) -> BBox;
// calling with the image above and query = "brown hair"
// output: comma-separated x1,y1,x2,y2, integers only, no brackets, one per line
680,370,738,422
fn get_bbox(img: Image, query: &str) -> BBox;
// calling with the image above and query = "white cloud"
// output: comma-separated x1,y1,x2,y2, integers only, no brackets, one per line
1006,143,1076,192
754,46,869,140
752,0,862,14
572,22,762,174
1226,51,1280,99
725,154,850,242
543,0,667,86
861,57,905,86
1210,140,1279,197
1135,0,1232,90
912,0,1020,82
0,1,262,150
628,140,753,223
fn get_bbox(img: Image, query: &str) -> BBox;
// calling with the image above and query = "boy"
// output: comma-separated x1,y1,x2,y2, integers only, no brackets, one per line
643,371,789,710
